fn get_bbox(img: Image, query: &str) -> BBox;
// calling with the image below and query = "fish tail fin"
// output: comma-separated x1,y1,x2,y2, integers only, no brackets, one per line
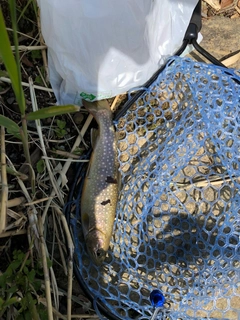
83,99,111,113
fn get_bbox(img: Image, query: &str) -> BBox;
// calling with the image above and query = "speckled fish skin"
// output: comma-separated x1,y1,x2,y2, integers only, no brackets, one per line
81,100,118,265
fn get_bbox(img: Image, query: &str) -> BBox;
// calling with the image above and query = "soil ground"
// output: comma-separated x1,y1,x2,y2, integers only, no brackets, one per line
190,15,240,69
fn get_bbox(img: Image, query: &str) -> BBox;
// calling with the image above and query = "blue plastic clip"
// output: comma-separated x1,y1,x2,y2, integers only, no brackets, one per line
150,290,165,320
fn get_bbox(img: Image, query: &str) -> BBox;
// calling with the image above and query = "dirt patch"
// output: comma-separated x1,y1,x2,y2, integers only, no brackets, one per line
189,15,240,69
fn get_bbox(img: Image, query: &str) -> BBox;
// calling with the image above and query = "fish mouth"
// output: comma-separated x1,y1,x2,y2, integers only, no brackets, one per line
85,233,107,265
87,247,106,266
94,248,107,265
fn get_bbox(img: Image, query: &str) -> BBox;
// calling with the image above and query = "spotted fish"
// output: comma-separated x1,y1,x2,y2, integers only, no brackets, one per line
81,99,118,265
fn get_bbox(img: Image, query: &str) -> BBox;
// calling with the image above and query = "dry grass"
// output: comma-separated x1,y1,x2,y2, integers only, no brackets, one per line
0,1,100,319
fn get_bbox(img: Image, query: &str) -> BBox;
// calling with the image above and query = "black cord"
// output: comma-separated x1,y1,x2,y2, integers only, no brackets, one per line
192,39,226,68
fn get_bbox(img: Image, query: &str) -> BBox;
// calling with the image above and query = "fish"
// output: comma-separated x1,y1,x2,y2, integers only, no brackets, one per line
81,99,119,265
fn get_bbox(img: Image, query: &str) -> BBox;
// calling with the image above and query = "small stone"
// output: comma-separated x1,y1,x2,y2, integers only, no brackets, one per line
7,97,15,104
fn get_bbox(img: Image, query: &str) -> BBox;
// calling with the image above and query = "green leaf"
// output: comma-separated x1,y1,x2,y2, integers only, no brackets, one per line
26,292,38,320
46,258,53,268
3,296,19,308
32,279,41,291
25,259,31,266
31,0,38,17
37,304,48,320
0,297,5,308
10,259,22,271
0,274,7,289
36,159,45,173
16,274,25,287
56,119,66,129
0,70,8,77
13,250,23,260
23,266,29,275
13,250,20,258
17,0,34,23
22,310,31,320
35,262,44,277
17,251,25,262
0,115,21,139
0,8,25,114
34,75,43,85
55,127,67,138
5,267,13,277
73,147,84,156
26,105,80,121
36,268,43,277
27,270,35,283
31,50,41,60
16,314,25,320
5,285,18,294
20,296,28,310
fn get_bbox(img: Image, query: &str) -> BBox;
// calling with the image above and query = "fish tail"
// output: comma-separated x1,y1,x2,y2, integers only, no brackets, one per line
83,99,111,113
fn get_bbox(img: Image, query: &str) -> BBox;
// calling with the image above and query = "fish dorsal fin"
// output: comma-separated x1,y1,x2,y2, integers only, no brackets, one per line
90,128,99,149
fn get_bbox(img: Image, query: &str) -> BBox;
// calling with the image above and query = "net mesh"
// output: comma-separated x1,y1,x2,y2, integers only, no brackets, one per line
71,56,240,319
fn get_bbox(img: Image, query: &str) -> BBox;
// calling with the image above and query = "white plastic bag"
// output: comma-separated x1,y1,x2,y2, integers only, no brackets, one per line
37,0,199,105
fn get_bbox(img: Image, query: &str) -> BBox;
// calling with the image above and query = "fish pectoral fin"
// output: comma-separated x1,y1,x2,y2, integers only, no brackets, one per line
81,212,90,231
90,128,99,149
85,160,91,178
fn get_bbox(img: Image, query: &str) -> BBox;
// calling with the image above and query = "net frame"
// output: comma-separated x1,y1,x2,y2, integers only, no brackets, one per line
67,56,240,320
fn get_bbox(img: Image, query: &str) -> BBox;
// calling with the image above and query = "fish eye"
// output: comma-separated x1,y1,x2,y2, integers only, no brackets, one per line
96,248,105,258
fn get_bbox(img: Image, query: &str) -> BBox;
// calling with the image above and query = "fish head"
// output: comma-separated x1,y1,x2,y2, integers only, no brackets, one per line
85,229,108,265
